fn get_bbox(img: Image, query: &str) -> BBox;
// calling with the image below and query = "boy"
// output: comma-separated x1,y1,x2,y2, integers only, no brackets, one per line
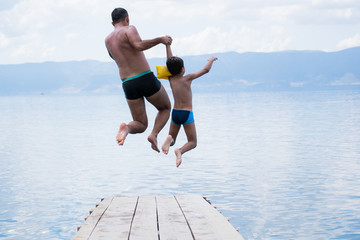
161,44,217,167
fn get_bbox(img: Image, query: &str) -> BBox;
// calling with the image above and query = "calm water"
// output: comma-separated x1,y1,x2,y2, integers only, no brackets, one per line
0,90,360,240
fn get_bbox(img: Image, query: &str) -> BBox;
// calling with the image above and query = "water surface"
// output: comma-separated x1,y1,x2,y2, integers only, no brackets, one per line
0,90,359,240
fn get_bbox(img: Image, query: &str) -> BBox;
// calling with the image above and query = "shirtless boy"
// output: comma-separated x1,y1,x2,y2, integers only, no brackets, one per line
105,8,172,152
161,44,217,167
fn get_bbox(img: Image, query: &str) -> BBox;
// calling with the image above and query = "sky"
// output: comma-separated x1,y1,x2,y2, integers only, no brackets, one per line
0,0,359,64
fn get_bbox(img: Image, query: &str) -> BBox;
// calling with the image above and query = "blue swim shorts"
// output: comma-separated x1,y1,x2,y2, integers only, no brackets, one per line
171,109,194,125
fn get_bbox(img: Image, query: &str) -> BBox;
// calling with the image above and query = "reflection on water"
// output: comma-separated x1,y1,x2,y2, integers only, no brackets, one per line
0,91,360,239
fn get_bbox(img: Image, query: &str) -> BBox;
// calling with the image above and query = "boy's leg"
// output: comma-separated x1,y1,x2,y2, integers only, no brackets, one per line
162,122,181,154
117,97,148,146
179,122,197,153
175,122,197,167
145,85,171,152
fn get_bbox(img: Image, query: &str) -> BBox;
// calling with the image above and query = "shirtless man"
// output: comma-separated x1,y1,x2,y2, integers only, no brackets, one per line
105,8,172,152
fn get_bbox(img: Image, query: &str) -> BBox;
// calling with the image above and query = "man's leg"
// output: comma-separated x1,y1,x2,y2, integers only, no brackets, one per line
146,85,171,152
116,97,148,146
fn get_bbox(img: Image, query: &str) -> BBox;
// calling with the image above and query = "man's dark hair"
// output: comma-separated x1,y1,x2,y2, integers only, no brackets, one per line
111,8,128,23
166,56,184,76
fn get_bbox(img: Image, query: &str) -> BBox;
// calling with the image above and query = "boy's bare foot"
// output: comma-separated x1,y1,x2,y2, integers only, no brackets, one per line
175,148,182,167
162,135,173,154
116,123,129,146
147,134,160,152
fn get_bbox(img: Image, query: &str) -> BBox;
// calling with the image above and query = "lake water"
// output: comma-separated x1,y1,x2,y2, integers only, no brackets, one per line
0,90,360,240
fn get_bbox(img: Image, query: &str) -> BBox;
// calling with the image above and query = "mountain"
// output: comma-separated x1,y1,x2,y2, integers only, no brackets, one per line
0,47,359,95
0,61,119,95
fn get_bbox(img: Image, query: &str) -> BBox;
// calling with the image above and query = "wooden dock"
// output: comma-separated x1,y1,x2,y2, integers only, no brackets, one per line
73,194,244,240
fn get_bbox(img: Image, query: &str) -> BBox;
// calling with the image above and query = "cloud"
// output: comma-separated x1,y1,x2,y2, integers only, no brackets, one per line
338,34,360,49
290,81,307,87
283,0,360,25
233,79,261,86
52,87,83,95
0,0,22,11
91,84,122,93
170,25,291,56
0,0,360,64
0,0,119,63
331,73,360,86
0,33,10,48
311,0,360,8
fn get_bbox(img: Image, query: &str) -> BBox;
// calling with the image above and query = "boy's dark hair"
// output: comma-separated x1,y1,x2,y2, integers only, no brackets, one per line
166,56,184,76
111,8,128,23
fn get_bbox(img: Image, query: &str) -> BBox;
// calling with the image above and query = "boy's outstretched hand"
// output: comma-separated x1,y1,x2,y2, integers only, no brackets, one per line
209,56,218,62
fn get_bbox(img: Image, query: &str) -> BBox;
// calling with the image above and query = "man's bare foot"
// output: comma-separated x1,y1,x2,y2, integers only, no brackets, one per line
147,134,160,152
175,148,182,167
162,135,173,154
116,123,129,146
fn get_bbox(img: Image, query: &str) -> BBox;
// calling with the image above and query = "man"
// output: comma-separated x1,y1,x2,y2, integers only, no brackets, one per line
105,8,172,152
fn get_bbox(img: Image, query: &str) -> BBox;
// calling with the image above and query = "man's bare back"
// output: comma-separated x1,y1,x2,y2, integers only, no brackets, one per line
105,25,152,80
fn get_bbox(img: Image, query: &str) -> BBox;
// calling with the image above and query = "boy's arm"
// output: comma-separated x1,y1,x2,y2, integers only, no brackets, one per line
166,44,173,59
186,57,218,81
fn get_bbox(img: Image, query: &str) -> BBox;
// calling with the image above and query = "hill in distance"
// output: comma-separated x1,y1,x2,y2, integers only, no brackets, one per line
0,47,359,95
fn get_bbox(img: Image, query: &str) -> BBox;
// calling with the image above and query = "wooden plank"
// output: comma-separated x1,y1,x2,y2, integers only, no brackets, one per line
89,196,138,240
175,195,244,240
74,195,244,240
156,195,193,240
73,197,113,240
129,195,158,240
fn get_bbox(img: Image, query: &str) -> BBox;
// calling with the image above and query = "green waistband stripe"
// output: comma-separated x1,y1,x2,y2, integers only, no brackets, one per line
122,70,152,83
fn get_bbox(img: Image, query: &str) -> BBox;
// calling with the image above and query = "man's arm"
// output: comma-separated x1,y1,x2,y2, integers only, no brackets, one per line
166,44,173,59
127,25,172,51
186,57,218,81
107,50,113,59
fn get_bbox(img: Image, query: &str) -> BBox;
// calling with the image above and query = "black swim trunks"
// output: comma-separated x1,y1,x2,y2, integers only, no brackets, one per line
122,71,161,100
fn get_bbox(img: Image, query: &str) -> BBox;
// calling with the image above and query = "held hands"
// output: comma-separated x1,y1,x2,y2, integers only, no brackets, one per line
162,35,173,45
